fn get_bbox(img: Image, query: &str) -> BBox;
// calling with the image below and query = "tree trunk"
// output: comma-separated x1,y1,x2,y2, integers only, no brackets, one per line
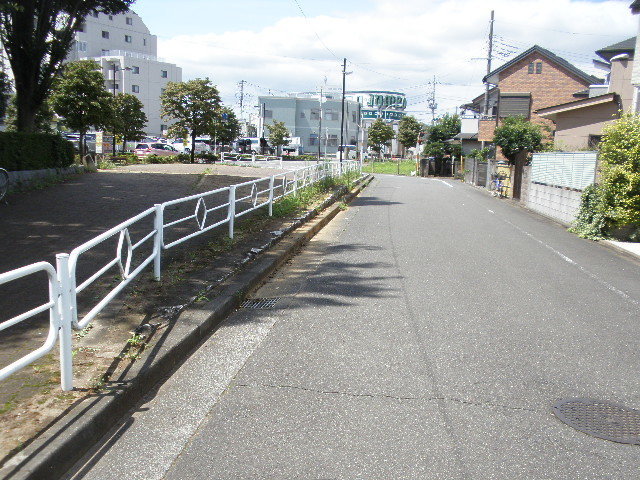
15,89,38,133
79,131,86,163
190,131,196,164
512,151,527,200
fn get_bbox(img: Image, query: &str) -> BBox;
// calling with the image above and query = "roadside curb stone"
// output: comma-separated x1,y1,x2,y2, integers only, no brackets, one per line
0,174,373,480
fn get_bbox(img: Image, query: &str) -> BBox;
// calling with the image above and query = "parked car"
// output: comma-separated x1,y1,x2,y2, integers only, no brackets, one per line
134,143,180,159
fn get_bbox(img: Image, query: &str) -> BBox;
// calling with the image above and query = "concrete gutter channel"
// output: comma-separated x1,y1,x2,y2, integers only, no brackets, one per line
0,174,374,480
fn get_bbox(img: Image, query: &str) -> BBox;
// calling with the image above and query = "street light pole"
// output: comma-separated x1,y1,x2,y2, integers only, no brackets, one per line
111,62,131,155
339,58,347,165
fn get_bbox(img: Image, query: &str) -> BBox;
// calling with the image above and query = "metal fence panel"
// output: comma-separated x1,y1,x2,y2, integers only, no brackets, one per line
531,152,597,191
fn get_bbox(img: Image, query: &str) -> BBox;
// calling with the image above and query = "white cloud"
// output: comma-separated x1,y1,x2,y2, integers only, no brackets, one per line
158,0,636,123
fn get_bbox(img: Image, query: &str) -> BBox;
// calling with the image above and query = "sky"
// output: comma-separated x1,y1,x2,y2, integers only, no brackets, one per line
132,0,637,123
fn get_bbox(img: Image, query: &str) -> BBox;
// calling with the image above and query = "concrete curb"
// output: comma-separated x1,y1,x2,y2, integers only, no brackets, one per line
0,175,374,480
599,239,640,264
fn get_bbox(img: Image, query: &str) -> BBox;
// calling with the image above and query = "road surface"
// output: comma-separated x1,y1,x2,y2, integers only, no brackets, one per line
65,174,640,479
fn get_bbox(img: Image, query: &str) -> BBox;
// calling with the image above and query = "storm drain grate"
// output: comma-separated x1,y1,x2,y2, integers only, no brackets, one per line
553,398,640,445
240,297,280,309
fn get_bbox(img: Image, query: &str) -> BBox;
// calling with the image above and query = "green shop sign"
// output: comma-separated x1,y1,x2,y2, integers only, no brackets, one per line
366,94,407,109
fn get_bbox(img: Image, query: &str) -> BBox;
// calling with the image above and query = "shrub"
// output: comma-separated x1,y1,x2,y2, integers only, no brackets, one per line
569,184,608,240
195,152,219,163
0,132,74,171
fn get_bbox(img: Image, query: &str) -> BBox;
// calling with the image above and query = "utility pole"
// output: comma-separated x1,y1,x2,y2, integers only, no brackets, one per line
482,10,495,189
427,75,438,124
237,80,246,120
318,85,323,162
339,58,347,164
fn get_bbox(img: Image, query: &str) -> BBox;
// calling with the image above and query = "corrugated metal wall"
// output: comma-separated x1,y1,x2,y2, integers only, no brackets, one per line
530,152,597,191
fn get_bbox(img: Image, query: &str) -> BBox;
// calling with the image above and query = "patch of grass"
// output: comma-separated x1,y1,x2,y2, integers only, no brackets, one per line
366,160,417,176
126,333,145,348
73,324,94,339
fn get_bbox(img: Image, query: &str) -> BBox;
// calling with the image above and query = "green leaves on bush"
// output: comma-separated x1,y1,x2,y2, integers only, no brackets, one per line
569,184,608,239
0,132,74,171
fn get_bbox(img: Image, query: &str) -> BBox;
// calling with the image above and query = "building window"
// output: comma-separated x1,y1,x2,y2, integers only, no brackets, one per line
326,109,339,121
125,35,132,43
113,84,119,90
108,15,113,20
161,124,168,132
161,70,168,78
132,85,140,93
300,111,306,119
77,22,85,32
309,134,318,146
310,108,320,120
102,49,110,56
143,38,147,46
102,30,109,39
264,109,273,119
536,62,543,74
352,112,357,123
327,134,338,147
91,11,99,18
126,17,133,25
77,41,87,52
132,65,140,74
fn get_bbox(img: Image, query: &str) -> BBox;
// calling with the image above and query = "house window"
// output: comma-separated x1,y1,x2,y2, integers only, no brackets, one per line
310,108,320,120
309,134,318,146
125,35,132,43
161,70,168,78
528,62,535,74
132,65,140,74
536,62,543,74
126,17,133,25
264,109,273,119
327,134,338,147
132,85,140,93
102,30,109,39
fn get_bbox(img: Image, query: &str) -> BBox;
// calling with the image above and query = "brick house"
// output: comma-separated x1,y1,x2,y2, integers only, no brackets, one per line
462,45,601,197
536,38,634,150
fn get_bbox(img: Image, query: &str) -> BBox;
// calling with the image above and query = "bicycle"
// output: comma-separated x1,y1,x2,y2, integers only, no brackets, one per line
0,168,8,203
489,173,508,198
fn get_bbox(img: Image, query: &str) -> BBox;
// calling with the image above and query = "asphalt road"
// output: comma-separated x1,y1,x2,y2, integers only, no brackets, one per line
65,174,640,479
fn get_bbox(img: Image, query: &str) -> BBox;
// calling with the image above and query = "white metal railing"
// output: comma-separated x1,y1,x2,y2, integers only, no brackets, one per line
0,161,362,391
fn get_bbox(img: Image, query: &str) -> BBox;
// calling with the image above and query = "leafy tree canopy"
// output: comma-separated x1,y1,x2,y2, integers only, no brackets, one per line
267,120,290,154
368,118,395,155
492,116,544,164
422,114,460,159
211,107,240,145
397,115,425,149
0,70,11,122
161,78,221,162
112,93,147,149
50,60,113,154
0,0,134,132
4,94,56,133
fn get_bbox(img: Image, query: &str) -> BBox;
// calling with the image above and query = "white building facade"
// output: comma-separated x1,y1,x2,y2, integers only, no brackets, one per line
67,10,182,136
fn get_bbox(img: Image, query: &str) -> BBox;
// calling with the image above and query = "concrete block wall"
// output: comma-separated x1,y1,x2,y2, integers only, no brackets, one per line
523,181,583,225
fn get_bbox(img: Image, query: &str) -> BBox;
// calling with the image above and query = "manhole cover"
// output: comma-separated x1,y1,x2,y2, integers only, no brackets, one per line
240,298,280,309
553,398,640,445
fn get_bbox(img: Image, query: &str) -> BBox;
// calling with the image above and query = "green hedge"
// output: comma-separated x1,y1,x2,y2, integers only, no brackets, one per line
0,132,74,171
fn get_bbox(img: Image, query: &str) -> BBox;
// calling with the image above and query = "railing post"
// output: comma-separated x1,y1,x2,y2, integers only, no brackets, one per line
280,157,283,169
228,185,236,239
268,175,275,216
153,204,163,281
56,254,74,391
293,171,298,195
221,152,225,162
251,153,256,164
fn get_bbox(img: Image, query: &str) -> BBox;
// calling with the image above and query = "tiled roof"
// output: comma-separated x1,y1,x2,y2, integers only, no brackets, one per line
596,37,636,61
483,45,602,85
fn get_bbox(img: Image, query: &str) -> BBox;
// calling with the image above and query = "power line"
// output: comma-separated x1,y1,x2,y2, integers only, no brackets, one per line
291,0,339,60
497,19,628,37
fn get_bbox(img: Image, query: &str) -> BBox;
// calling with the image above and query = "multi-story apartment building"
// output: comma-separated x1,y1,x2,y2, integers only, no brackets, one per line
258,95,361,156
68,10,182,136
